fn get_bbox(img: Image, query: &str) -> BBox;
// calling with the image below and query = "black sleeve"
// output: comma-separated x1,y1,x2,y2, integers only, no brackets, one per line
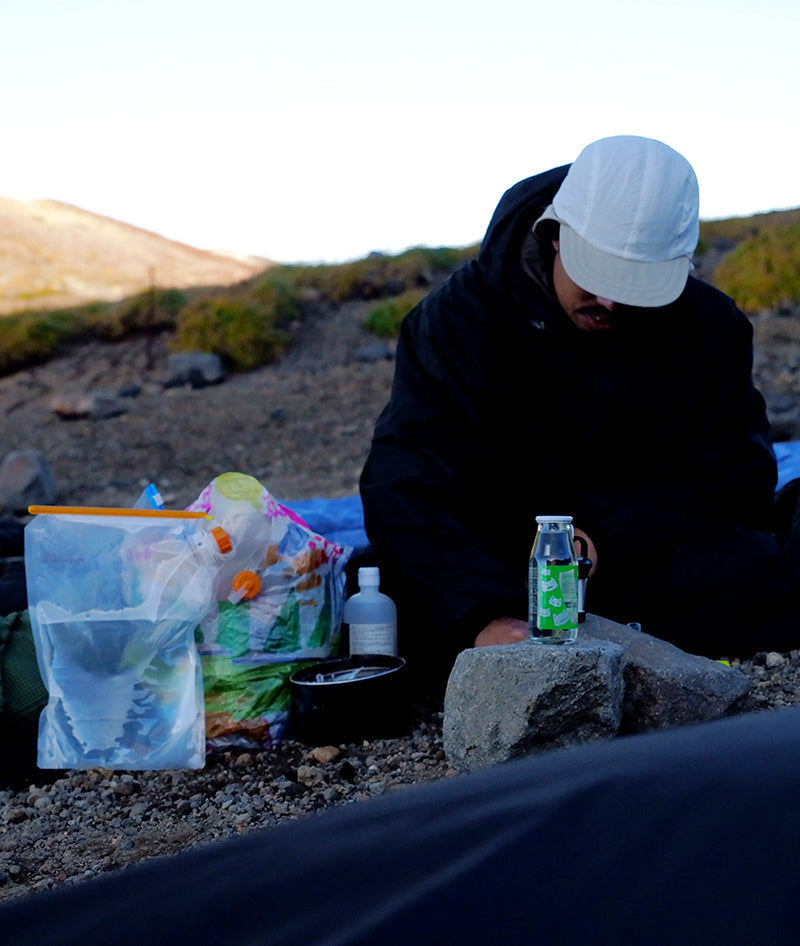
360,266,528,659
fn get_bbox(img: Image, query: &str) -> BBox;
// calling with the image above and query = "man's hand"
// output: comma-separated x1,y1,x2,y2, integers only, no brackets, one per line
474,617,528,648
573,527,598,576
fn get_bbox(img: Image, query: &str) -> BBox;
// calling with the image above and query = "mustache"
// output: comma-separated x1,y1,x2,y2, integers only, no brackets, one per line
576,305,617,318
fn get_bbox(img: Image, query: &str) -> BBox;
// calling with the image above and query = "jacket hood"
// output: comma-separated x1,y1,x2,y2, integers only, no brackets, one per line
477,164,569,311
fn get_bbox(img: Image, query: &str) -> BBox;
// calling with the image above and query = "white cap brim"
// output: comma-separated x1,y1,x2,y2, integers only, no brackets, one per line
535,202,693,308
559,222,691,307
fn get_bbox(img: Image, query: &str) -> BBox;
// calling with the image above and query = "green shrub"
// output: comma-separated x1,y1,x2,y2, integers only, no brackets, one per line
277,258,384,303
277,244,477,304
713,224,800,312
700,209,800,247
92,288,189,338
246,274,301,320
364,289,427,337
172,296,290,370
0,308,87,373
0,289,193,374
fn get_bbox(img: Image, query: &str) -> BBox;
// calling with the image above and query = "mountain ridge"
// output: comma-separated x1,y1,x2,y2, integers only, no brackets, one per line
0,196,271,315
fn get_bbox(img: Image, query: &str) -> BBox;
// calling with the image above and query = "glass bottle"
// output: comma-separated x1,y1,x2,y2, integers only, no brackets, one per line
528,515,579,643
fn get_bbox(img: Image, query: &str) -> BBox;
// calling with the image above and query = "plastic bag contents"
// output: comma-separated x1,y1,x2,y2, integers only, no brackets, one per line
25,508,231,770
186,473,352,749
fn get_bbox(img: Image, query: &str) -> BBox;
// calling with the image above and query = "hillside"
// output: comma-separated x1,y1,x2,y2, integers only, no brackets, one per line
0,197,270,315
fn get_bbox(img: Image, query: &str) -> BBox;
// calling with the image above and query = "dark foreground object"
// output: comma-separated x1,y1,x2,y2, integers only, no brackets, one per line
3,707,800,945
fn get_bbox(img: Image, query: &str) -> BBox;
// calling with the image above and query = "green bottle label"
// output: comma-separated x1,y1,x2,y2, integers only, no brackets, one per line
533,564,578,631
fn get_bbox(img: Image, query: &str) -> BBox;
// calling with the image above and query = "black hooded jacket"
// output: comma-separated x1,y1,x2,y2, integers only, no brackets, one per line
360,165,777,666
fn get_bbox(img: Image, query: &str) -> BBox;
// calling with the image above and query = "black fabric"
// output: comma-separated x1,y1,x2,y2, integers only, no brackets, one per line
0,714,40,789
0,519,26,616
0,519,25,558
360,166,780,672
0,521,36,786
4,707,800,945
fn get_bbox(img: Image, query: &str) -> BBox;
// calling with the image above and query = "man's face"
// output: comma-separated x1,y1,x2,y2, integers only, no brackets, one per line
551,241,627,332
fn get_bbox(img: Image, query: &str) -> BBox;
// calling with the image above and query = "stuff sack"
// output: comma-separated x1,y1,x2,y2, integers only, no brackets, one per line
25,509,228,770
187,473,352,749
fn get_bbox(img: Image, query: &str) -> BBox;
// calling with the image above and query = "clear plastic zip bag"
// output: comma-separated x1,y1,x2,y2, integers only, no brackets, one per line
25,507,230,770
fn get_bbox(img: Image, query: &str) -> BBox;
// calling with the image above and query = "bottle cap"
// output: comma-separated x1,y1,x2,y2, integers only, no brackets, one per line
358,566,381,587
535,515,573,524
211,526,233,554
228,570,262,603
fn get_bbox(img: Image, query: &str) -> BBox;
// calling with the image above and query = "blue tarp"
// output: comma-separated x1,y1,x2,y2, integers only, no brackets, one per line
281,441,800,552
776,441,800,489
282,494,368,551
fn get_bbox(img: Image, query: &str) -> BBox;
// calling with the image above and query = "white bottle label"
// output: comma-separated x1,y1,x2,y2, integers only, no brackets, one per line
349,622,396,656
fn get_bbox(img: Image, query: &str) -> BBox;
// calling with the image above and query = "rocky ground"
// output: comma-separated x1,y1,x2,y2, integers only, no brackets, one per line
2,289,800,905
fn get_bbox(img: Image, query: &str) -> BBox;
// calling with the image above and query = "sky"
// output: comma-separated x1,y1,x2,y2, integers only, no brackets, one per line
1,0,799,264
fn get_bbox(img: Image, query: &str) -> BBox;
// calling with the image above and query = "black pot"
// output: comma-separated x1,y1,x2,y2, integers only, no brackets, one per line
289,654,409,746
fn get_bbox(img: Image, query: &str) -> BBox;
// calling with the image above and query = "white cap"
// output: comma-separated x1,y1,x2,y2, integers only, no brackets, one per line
358,566,381,586
536,136,699,307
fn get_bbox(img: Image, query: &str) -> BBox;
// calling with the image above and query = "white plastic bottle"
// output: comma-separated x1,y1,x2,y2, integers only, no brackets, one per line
344,566,397,656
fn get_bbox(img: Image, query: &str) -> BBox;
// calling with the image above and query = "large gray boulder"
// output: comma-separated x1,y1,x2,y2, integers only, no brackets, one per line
580,615,752,732
443,613,751,772
443,637,625,771
0,449,57,514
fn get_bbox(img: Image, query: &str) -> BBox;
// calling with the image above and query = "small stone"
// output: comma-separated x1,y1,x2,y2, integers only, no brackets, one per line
338,760,358,782
353,341,394,363
51,390,128,419
0,448,57,512
766,651,786,669
164,352,225,389
296,765,323,787
310,746,340,764
1,809,29,825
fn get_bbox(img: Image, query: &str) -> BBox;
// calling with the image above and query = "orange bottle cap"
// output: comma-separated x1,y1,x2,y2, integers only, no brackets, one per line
232,570,261,599
211,526,233,554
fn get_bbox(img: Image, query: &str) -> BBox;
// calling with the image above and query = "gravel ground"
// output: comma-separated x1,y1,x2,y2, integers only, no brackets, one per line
2,293,800,905
0,697,453,903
